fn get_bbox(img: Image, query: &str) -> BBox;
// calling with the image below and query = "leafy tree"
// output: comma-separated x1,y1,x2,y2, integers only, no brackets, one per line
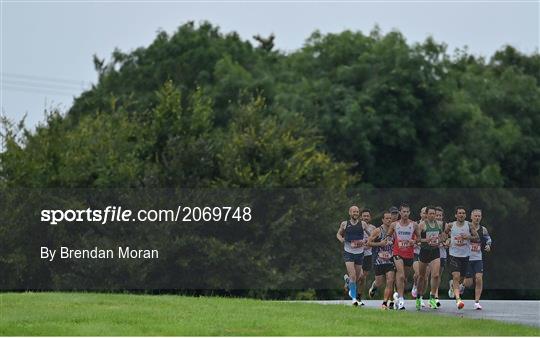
1,22,539,296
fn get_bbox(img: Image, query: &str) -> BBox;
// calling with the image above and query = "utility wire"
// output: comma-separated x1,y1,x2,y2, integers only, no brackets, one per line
1,72,89,86
3,85,76,97
4,79,84,91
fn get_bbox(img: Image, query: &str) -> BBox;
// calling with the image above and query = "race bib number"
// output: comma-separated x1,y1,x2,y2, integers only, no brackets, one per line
398,240,410,248
471,242,481,252
351,240,364,248
454,237,466,246
378,251,392,260
428,235,439,245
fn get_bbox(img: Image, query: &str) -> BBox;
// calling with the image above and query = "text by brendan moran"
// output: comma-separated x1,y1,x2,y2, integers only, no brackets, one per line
41,246,159,261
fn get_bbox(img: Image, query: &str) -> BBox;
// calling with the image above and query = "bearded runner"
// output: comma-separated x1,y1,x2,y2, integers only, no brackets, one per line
367,211,396,309
445,206,479,310
416,206,445,310
337,205,366,306
463,209,493,310
387,204,420,310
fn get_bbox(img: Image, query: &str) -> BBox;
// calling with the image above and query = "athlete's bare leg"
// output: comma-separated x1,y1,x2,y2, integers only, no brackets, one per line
430,259,441,298
429,258,441,295
384,271,396,302
404,265,413,293
413,260,419,292
394,258,406,297
358,272,367,300
355,265,363,297
345,262,357,286
425,263,431,295
452,271,462,300
345,261,363,301
474,273,483,302
374,275,385,289
417,261,428,296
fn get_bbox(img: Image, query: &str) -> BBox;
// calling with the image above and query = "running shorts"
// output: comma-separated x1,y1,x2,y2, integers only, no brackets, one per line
362,254,372,272
449,255,469,275
393,255,413,267
465,260,483,278
419,248,440,264
374,263,395,276
344,251,364,265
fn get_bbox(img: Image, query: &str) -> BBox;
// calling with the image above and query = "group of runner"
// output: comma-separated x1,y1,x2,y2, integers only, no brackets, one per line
336,204,492,311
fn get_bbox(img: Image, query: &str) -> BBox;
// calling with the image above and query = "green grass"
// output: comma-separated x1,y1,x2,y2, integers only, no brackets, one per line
0,292,538,336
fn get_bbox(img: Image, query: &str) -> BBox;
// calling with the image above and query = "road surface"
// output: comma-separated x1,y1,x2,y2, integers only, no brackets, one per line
299,299,540,327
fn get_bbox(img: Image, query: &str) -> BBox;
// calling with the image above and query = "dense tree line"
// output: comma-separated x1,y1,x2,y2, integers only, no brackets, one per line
1,22,539,297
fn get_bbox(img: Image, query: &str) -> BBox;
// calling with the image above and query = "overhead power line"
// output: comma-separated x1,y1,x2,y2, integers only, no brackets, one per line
4,79,84,91
1,72,91,97
1,72,90,86
3,85,77,97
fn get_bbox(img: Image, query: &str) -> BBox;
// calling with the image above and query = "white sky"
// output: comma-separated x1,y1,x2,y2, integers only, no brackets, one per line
1,1,539,130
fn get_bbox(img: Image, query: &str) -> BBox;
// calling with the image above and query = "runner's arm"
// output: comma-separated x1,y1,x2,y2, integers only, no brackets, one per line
412,222,421,245
416,222,428,243
369,224,376,235
336,221,346,243
438,221,448,241
361,221,371,246
361,221,370,234
444,237,450,248
367,228,384,247
468,224,479,240
386,222,396,237
444,222,452,235
361,221,368,232
364,224,376,246
483,226,492,251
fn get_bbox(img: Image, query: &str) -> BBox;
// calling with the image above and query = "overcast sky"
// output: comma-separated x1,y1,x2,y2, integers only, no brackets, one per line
1,1,539,130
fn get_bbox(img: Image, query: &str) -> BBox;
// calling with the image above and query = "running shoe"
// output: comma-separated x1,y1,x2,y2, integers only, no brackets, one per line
381,303,388,310
416,298,422,311
448,280,455,298
436,297,441,308
411,285,418,298
457,300,465,309
421,299,426,308
352,299,359,307
429,297,438,309
474,302,482,310
398,300,405,310
358,300,365,306
388,301,395,310
368,281,377,299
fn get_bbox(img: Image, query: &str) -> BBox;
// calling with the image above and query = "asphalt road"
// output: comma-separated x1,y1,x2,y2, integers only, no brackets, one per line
300,299,540,327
